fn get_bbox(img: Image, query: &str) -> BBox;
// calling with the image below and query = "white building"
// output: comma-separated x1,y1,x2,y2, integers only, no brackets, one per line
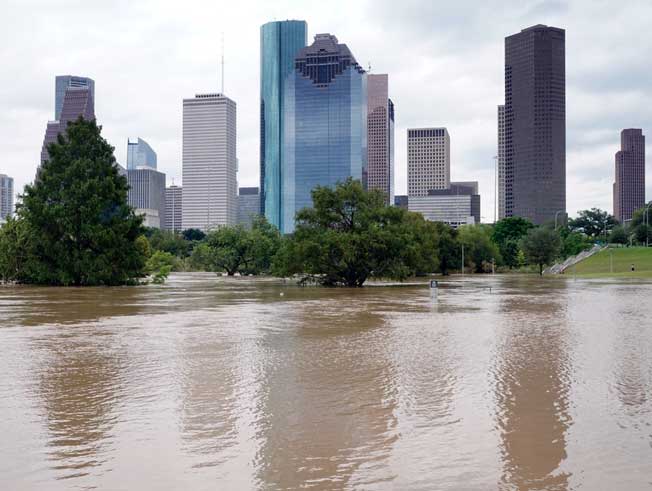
408,183,480,228
127,167,166,229
497,105,506,220
182,93,237,231
407,127,450,197
164,185,182,232
0,174,14,221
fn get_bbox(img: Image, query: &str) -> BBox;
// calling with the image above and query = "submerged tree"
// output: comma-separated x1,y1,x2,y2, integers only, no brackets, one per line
14,117,146,285
520,227,561,275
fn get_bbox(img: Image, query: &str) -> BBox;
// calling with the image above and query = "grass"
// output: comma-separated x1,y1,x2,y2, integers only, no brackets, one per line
571,247,652,277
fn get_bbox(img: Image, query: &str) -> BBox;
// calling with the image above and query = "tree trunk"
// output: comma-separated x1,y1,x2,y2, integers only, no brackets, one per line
539,263,543,276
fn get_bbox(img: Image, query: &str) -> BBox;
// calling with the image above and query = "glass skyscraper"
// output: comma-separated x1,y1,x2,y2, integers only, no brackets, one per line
260,20,307,227
127,137,157,170
281,33,367,233
55,75,95,120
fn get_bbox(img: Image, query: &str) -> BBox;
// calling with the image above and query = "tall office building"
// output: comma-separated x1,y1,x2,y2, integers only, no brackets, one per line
127,138,157,170
260,20,308,225
497,104,506,220
613,129,645,223
182,93,237,231
41,85,95,164
281,33,367,233
55,75,94,120
407,127,450,197
238,187,261,229
127,168,166,228
164,185,183,232
505,25,566,225
366,74,394,203
0,174,14,221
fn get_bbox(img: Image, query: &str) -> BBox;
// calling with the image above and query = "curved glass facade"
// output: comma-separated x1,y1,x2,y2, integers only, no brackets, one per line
260,20,307,228
282,34,367,233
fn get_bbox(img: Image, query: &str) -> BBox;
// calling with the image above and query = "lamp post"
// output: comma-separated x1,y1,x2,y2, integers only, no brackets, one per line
461,244,465,276
554,210,565,230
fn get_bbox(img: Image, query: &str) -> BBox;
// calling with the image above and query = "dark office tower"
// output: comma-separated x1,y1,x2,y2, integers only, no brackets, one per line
613,129,645,223
55,75,94,120
260,20,307,225
505,25,566,224
41,85,95,164
367,74,394,204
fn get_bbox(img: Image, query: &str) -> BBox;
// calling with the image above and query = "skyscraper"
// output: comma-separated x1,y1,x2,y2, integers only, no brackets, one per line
55,75,94,120
0,174,14,221
41,84,95,164
497,104,506,220
238,187,261,229
260,20,308,225
182,93,237,231
127,138,157,170
164,185,182,232
504,25,566,225
366,74,394,203
613,129,646,223
127,168,166,228
281,33,367,233
407,128,450,197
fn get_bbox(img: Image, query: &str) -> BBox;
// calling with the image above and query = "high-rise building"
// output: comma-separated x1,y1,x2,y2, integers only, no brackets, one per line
366,74,394,203
613,129,646,223
164,185,182,232
0,174,14,221
41,85,95,164
407,127,450,197
127,168,166,229
408,183,480,228
497,104,506,220
182,93,237,231
504,24,566,225
260,20,308,224
127,138,157,170
280,33,367,233
238,187,261,229
394,195,408,210
55,75,95,120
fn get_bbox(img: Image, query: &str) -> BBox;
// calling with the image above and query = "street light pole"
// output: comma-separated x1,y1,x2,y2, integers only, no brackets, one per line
461,244,465,276
554,210,564,230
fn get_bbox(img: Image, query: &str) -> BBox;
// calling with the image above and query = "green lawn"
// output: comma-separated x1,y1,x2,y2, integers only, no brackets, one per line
571,247,652,277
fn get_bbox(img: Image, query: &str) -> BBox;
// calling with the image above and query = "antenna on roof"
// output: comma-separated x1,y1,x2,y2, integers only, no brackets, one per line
368,62,372,73
221,32,225,94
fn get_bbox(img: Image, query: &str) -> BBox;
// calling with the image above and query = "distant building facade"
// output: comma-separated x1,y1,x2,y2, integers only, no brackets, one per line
0,174,14,221
505,25,566,225
280,33,367,233
182,93,238,231
164,185,182,232
127,138,157,170
238,187,261,228
407,127,450,197
366,74,394,203
394,195,408,210
260,20,308,225
497,104,506,220
127,168,166,229
408,183,480,228
55,75,95,120
613,129,646,223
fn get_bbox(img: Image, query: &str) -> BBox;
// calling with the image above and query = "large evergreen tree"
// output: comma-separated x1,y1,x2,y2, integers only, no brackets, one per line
16,117,146,285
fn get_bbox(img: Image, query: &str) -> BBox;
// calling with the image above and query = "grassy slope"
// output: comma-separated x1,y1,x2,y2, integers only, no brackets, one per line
571,247,652,277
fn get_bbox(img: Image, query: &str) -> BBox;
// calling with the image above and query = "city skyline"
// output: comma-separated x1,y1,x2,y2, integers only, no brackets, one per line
2,0,652,222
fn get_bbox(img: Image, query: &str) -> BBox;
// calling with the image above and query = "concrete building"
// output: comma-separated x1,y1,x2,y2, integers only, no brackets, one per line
407,127,450,197
280,33,367,233
497,104,506,220
164,185,182,232
366,74,394,203
408,184,480,228
614,129,646,223
238,187,261,228
182,93,238,231
0,174,14,221
127,168,166,229
394,195,408,210
55,75,94,120
260,20,308,222
505,25,566,225
127,138,157,170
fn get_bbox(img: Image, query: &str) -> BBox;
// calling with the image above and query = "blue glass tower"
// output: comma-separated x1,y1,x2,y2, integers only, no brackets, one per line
282,33,367,233
260,20,307,227
127,137,157,170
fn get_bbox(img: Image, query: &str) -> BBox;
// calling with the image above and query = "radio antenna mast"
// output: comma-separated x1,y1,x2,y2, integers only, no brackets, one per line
221,32,225,94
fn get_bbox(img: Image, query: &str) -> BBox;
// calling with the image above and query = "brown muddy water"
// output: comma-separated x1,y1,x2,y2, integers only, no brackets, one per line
0,273,651,490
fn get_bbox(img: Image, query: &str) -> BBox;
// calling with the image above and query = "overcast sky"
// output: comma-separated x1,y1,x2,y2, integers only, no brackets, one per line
2,0,651,221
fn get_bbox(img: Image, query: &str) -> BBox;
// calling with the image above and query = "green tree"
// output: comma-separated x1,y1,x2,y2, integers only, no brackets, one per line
15,118,146,285
146,229,191,257
608,225,628,245
188,242,214,271
272,178,438,286
491,217,534,268
569,208,617,239
244,216,282,274
205,225,254,276
432,221,459,275
458,224,501,273
145,250,175,284
630,204,652,245
520,227,561,275
0,218,31,283
559,227,592,258
182,228,206,242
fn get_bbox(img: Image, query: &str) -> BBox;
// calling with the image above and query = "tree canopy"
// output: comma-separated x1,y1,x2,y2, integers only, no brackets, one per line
569,208,617,238
520,227,561,275
492,217,534,268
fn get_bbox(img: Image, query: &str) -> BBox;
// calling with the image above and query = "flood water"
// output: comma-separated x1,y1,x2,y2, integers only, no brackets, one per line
1,273,651,490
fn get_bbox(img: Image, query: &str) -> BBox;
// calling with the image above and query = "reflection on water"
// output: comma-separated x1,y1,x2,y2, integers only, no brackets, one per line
1,273,652,489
